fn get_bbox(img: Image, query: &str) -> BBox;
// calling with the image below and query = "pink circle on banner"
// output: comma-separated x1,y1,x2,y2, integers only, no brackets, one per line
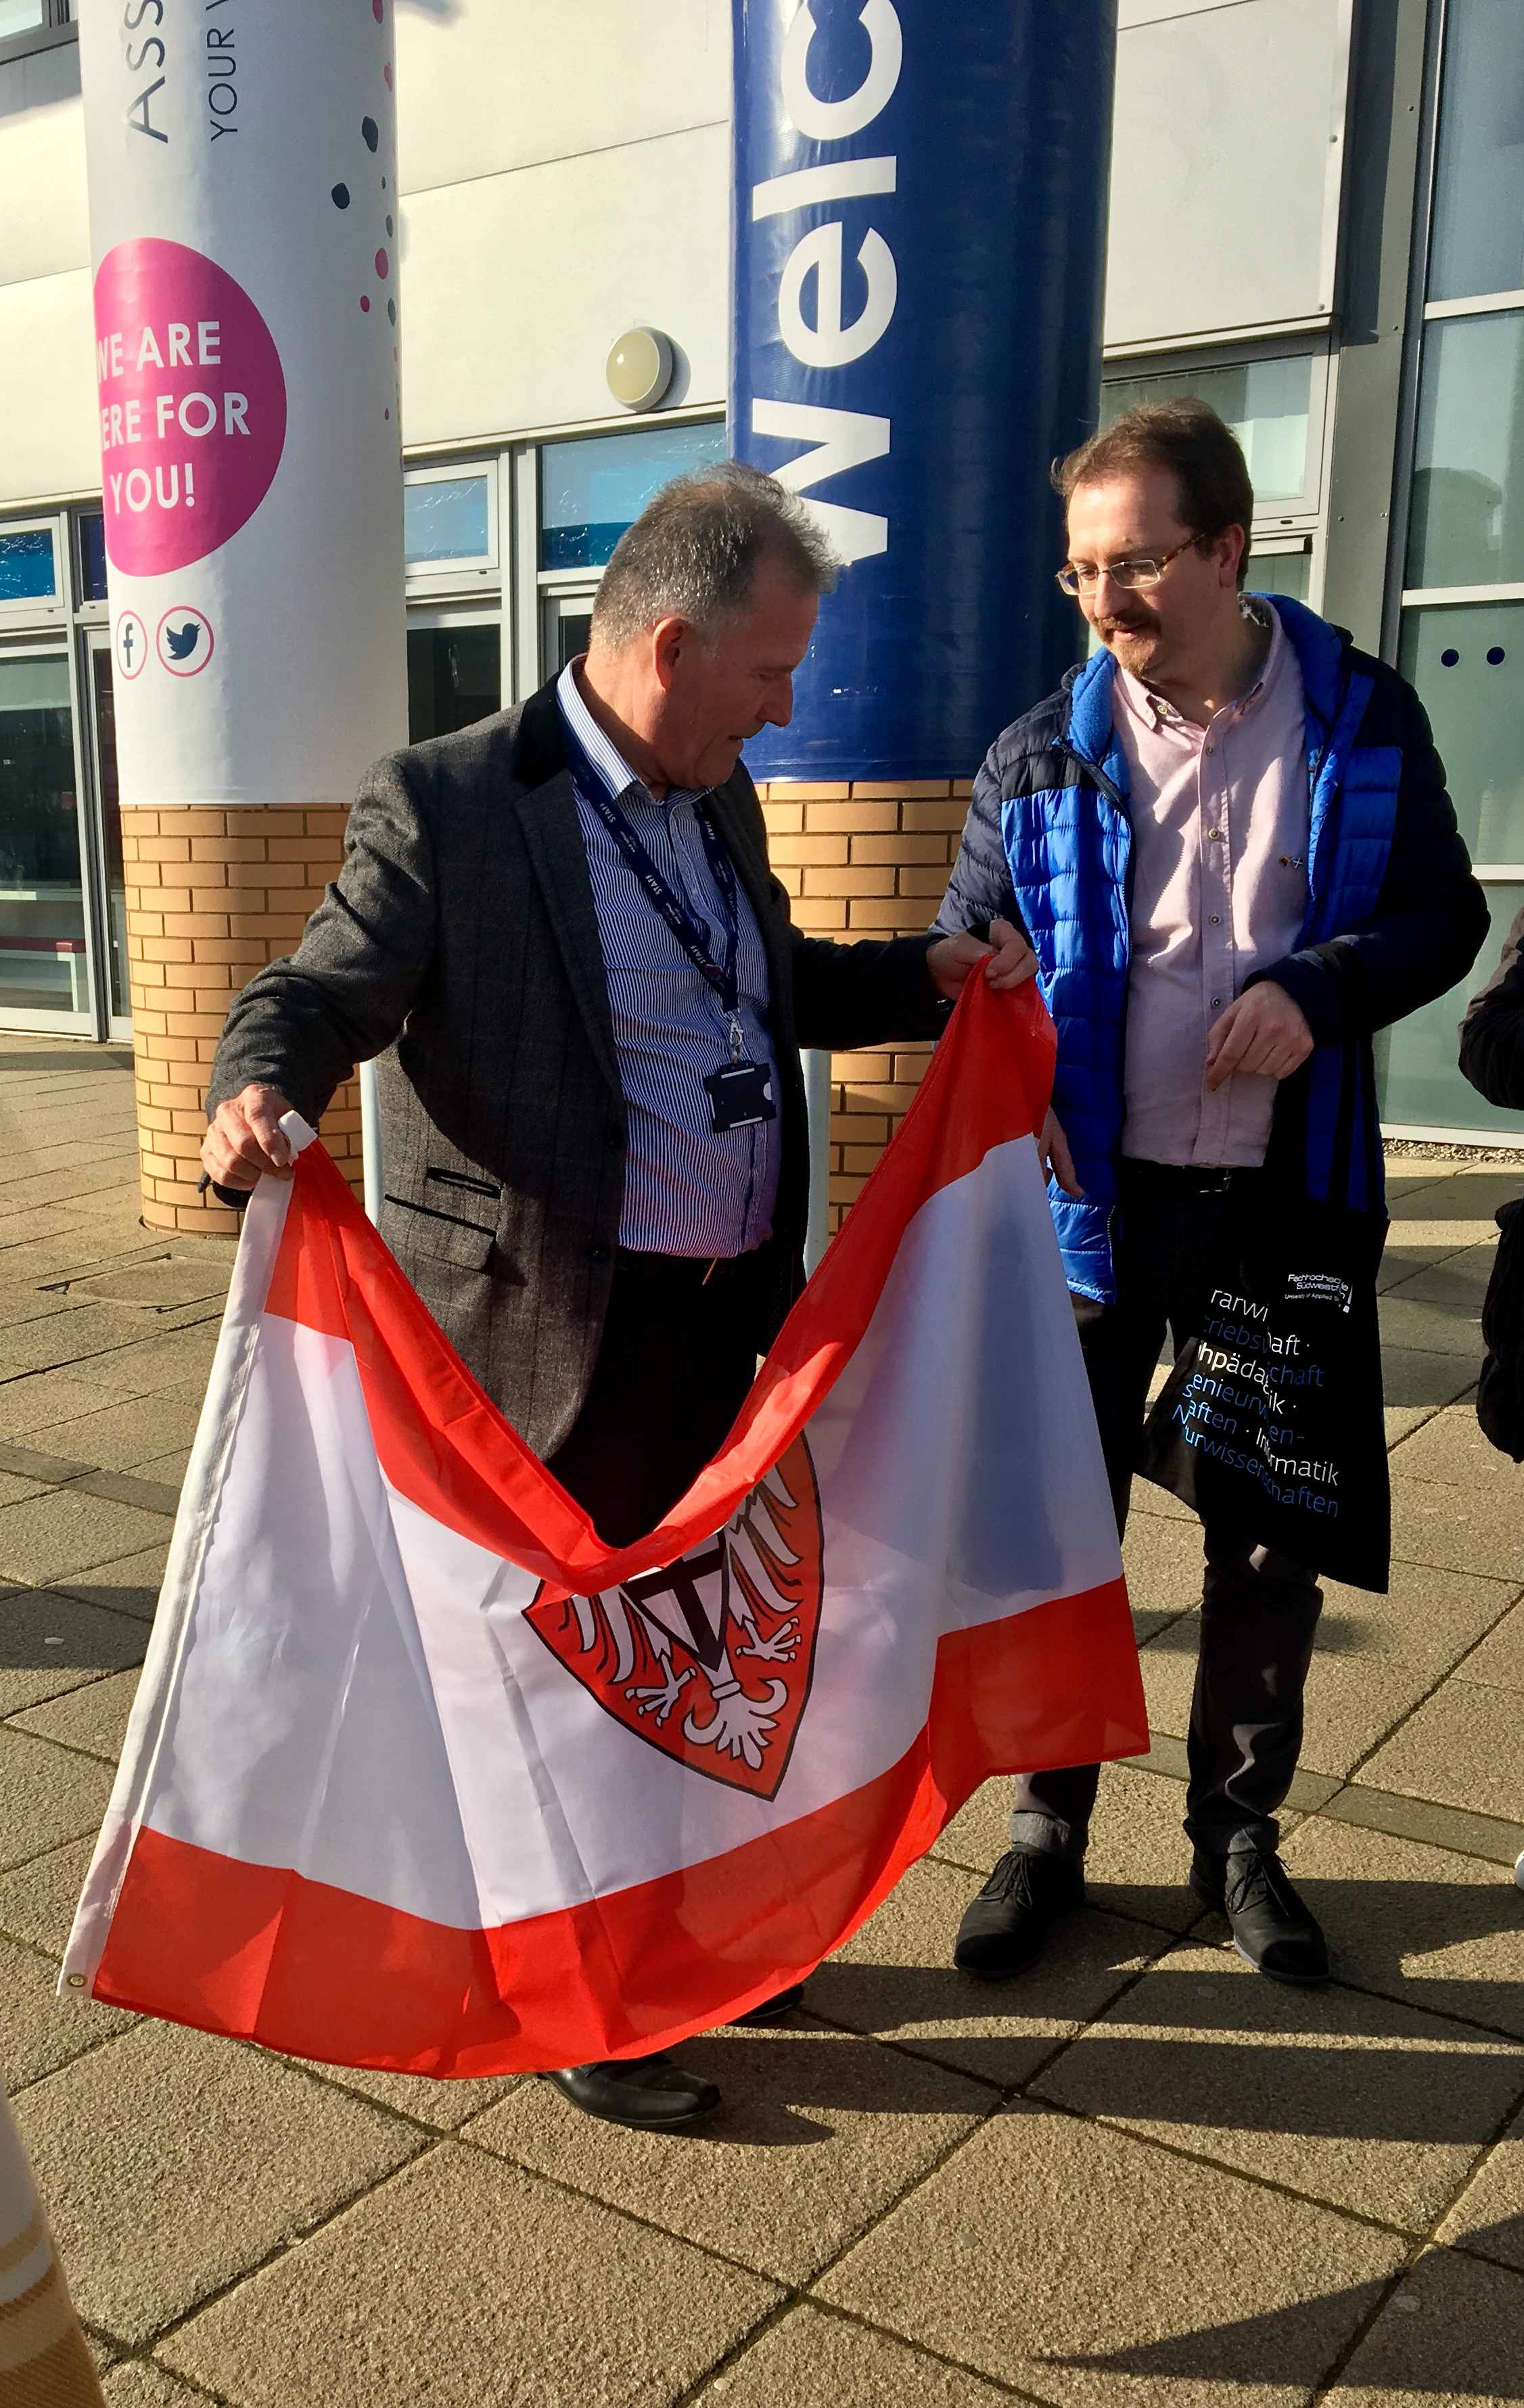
93,238,287,576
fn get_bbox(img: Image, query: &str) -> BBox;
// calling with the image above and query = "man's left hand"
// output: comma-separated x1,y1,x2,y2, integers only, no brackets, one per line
927,918,1038,1002
1205,982,1314,1091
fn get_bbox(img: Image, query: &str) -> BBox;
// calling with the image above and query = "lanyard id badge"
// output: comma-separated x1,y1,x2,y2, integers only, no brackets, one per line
572,753,778,1136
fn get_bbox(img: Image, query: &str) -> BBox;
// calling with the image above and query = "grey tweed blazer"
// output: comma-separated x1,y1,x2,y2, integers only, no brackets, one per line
207,678,946,1458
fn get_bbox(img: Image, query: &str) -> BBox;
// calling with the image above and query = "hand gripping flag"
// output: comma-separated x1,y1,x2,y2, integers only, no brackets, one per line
61,981,1145,2075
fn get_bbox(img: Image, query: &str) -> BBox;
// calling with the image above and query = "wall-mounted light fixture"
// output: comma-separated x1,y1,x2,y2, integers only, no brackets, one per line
606,327,674,412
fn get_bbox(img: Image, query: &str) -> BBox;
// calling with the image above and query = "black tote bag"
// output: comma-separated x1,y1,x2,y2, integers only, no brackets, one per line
1138,1192,1390,1591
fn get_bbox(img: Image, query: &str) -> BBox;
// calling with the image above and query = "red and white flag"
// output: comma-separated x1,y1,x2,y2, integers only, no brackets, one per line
62,983,1145,2075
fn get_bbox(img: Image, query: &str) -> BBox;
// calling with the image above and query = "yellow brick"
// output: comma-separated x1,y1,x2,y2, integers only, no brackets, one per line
162,912,231,940
191,835,266,863
760,799,804,834
850,833,952,865
774,864,803,896
768,834,850,866
160,809,229,836
846,1080,925,1112
764,781,850,802
847,898,933,929
191,938,271,966
791,896,848,930
901,797,971,832
830,1113,889,1145
842,1142,887,1175
829,1173,868,1205
136,835,191,862
139,935,194,963
804,800,899,833
831,1051,892,1083
898,866,953,896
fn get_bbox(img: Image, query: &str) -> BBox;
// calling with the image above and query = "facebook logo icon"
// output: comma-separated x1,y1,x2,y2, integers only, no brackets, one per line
114,611,146,681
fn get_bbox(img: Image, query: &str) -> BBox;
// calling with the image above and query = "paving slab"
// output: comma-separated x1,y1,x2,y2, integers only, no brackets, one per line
1379,1343,1479,1443
34,1396,204,1476
292,2054,524,2133
1389,1474,1524,1581
1330,2242,1524,2405
1119,1512,1203,1621
0,1727,114,1871
1389,1398,1523,1490
55,1546,169,1623
0,1834,99,1957
0,1467,47,1506
1460,1596,1524,1691
158,2141,779,2408
818,2099,1406,2405
82,1331,219,1401
1280,1815,1524,2038
0,1928,133,2090
1379,1293,1486,1363
1358,1678,1524,1824
691,2304,1015,2406
932,1763,1211,1934
101,2366,206,2407
1436,2100,1524,2276
1030,1941,1524,2231
1320,1780,1524,1870
0,1487,172,1585
0,1305,170,1379
806,1856,1170,2086
0,1367,130,1438
0,1584,146,1712
14,1665,140,1761
465,2019,990,2286
13,2021,425,2348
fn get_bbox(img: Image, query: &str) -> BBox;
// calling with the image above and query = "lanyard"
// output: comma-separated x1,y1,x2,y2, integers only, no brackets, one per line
575,766,747,1045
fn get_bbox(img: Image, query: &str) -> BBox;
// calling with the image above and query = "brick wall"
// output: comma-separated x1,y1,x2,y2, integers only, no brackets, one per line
758,777,971,1232
122,808,362,1235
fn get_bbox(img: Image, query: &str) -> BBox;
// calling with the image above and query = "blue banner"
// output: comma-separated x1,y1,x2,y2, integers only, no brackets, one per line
731,0,1116,783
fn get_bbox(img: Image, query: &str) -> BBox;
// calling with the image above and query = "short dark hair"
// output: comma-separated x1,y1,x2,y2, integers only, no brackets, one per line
1053,399,1255,587
590,459,839,652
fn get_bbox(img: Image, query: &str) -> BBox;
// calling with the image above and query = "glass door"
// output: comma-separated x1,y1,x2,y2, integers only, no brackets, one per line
0,649,91,1032
84,629,130,1036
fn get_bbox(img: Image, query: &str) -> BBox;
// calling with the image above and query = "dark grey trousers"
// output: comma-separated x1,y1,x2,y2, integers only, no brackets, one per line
1011,1168,1324,1862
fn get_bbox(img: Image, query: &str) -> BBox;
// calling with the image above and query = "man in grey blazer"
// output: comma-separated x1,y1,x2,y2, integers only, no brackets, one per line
202,463,1033,2130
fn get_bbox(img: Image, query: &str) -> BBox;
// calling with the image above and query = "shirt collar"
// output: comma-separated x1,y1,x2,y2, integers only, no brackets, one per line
1117,598,1282,736
555,657,708,812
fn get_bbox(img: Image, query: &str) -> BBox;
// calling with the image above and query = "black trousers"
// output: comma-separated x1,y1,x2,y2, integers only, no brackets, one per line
546,1245,767,1549
1011,1165,1324,1861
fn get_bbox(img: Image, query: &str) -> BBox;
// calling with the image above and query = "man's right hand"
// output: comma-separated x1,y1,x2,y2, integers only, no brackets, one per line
201,1084,297,1190
1038,1108,1084,1199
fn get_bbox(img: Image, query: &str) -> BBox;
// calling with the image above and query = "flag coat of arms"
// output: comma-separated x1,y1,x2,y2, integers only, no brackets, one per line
62,983,1146,2075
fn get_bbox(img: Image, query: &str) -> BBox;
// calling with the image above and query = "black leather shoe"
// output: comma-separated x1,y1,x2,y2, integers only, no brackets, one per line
727,1983,806,2027
1191,1845,1331,1985
953,1847,1085,1978
545,2052,721,2129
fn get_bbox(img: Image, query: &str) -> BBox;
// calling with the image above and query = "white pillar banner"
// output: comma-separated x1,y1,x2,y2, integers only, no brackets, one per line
80,1,408,807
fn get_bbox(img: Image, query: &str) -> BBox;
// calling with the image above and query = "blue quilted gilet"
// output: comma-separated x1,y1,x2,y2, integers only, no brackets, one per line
1000,598,1400,1301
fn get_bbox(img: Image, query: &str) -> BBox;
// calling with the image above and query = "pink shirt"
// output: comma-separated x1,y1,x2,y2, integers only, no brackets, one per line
1113,603,1311,1167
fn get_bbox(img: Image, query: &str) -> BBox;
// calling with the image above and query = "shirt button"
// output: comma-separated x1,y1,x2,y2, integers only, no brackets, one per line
1209,914,1222,926
1211,996,1223,1011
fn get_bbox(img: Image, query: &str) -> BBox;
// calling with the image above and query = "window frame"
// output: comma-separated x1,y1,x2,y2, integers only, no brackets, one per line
0,0,74,68
0,513,66,629
402,459,500,593
1099,335,1332,530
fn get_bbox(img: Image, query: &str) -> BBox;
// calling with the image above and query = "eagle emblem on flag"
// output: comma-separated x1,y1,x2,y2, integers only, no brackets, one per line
526,1435,824,1800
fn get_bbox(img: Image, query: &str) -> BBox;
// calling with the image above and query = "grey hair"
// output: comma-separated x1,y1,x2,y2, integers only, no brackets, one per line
588,459,839,653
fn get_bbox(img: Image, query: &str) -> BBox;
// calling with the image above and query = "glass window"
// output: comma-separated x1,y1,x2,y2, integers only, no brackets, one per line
0,2,49,37
1428,0,1524,305
89,646,128,1020
404,474,492,568
1406,312,1524,590
407,624,501,743
1398,601,1524,865
1101,356,1315,510
78,513,108,605
0,656,87,1023
1247,549,1310,603
540,422,727,571
1381,882,1524,1137
0,526,58,607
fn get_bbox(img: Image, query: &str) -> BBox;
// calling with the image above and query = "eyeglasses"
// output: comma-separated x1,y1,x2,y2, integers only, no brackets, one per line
1056,535,1203,597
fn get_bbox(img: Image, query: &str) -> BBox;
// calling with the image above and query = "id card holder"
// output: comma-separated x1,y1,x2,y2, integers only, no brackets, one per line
704,1059,777,1133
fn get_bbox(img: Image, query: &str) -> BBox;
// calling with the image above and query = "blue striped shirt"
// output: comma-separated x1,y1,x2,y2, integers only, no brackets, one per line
556,661,780,1257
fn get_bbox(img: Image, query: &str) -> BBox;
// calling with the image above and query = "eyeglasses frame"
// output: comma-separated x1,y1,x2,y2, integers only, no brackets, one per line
1055,533,1206,599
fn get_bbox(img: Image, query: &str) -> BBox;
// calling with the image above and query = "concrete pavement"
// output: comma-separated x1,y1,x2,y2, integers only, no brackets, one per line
1,1032,1521,2407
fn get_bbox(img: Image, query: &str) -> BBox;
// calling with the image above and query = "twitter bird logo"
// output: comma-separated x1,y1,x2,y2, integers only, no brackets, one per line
157,609,214,676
